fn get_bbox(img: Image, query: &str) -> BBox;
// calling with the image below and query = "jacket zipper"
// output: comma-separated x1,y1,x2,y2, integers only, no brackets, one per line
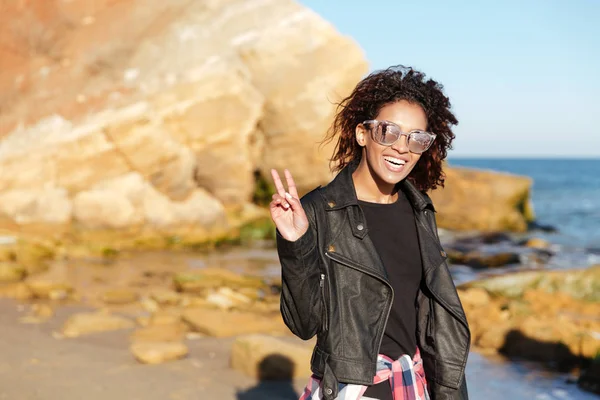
320,273,329,331
325,251,394,361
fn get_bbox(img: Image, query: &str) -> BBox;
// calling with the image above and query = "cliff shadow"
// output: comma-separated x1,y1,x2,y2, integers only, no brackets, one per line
236,354,299,400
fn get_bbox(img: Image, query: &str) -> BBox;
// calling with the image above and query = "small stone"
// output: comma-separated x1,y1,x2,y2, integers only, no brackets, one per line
0,282,34,300
149,311,182,326
101,288,139,305
139,297,159,313
150,289,181,306
525,238,551,250
185,332,203,340
27,279,73,300
62,312,135,337
130,342,188,364
31,303,54,318
0,263,26,283
205,292,233,310
206,287,252,310
48,289,70,300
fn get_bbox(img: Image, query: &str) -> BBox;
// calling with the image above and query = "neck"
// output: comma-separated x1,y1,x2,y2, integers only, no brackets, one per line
352,156,398,204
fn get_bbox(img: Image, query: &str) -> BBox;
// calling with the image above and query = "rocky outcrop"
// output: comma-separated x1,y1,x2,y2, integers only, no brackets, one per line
429,166,535,232
459,266,600,368
0,0,367,244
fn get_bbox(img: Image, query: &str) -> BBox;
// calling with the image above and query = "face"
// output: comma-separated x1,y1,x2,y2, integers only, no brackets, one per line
355,100,428,185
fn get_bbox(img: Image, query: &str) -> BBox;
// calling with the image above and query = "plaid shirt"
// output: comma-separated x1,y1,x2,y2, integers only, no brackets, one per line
299,348,429,400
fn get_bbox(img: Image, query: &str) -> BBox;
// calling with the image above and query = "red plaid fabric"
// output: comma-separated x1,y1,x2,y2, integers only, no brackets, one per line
299,348,429,400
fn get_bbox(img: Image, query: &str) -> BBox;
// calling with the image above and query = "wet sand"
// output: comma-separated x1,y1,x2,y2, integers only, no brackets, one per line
0,299,306,400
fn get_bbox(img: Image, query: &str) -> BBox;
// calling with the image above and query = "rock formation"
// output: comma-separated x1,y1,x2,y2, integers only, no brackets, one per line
0,0,534,248
0,0,367,243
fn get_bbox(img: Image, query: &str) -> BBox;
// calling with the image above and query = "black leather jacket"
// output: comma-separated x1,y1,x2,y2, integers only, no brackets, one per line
277,160,471,400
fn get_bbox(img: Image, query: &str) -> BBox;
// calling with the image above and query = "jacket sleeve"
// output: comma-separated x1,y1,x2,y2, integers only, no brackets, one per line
277,195,324,340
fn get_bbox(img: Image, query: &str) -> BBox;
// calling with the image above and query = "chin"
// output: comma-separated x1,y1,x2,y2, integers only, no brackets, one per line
377,164,412,185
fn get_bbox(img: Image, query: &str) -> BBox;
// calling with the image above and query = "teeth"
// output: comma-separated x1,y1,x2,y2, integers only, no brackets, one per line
384,156,406,166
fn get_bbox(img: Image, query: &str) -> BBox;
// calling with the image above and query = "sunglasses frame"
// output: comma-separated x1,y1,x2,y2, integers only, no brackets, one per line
361,119,436,154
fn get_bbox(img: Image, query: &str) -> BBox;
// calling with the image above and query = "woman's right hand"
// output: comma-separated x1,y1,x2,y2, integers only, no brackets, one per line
269,169,309,242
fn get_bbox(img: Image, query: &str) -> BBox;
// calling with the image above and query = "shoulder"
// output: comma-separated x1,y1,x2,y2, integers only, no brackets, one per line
299,185,326,221
300,185,324,209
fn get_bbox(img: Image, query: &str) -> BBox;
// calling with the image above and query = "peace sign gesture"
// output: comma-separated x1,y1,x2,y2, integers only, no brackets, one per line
269,169,309,242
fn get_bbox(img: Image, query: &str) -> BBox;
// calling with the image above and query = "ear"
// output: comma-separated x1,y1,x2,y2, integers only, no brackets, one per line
355,124,366,147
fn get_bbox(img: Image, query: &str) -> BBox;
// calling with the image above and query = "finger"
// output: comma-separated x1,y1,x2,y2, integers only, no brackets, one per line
270,169,286,197
284,192,301,211
272,193,290,210
284,169,299,199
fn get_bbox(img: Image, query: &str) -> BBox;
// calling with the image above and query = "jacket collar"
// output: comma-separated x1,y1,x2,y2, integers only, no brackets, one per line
320,158,435,212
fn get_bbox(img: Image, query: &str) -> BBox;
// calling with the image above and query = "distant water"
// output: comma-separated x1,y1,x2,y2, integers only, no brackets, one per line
448,158,600,269
466,352,598,400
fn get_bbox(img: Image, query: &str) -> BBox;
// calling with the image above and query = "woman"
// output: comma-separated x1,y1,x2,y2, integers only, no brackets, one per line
270,66,470,400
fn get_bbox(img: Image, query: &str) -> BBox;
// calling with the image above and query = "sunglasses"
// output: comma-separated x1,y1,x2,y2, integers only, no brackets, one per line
361,120,436,154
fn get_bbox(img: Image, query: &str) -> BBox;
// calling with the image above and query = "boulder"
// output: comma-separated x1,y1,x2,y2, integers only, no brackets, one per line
230,334,313,379
429,166,535,232
460,267,600,367
447,249,520,269
461,265,600,302
0,0,367,245
182,308,286,337
130,342,188,364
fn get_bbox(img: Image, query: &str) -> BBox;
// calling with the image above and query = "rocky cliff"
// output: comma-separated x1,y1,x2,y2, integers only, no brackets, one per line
0,0,367,244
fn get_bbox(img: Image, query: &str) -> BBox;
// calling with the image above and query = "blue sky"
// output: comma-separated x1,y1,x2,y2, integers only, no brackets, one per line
299,0,600,158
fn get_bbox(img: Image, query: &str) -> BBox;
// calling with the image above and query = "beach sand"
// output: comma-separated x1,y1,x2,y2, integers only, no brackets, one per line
0,299,305,400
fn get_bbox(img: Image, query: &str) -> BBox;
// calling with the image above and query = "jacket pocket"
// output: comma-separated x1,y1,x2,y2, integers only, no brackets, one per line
426,299,435,345
320,273,329,332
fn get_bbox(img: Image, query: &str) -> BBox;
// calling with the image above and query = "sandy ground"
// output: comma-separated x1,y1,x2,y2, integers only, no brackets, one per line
0,299,306,400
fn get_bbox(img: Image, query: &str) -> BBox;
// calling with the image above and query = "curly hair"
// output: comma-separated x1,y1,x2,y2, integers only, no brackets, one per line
321,65,457,192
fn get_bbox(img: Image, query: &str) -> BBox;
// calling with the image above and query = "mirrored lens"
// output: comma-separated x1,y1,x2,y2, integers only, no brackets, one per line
372,121,400,145
408,131,434,153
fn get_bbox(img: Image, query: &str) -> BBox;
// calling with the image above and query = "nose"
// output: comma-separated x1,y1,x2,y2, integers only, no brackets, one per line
391,133,409,153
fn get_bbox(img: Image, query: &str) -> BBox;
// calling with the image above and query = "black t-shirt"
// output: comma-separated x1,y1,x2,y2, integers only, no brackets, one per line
358,189,423,360
359,190,423,400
